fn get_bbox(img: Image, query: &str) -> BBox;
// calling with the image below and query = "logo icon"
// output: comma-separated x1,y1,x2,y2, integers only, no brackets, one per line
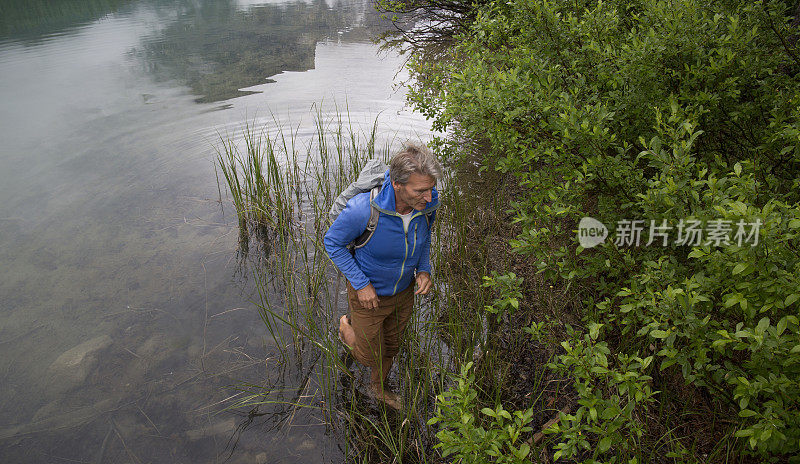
578,217,608,248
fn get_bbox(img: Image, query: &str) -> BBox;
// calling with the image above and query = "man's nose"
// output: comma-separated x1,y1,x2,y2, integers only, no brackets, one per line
423,190,432,203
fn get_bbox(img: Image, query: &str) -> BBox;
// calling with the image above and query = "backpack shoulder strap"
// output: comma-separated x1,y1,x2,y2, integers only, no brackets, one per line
424,209,436,227
353,185,381,249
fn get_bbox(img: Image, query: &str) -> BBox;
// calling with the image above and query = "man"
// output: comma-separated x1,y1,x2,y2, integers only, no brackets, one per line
324,143,441,409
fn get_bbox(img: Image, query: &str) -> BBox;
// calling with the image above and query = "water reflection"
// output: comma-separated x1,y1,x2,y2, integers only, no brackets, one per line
134,0,391,102
2,0,392,103
136,0,333,102
0,0,136,40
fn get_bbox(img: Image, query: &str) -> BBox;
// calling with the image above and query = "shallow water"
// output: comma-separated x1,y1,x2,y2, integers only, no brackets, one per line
0,0,430,462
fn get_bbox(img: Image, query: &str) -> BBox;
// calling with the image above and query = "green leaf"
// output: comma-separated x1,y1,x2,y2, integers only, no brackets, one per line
687,248,706,258
734,162,742,176
518,443,530,459
601,406,618,420
739,409,757,417
777,317,788,336
756,317,769,335
651,329,668,339
732,263,747,275
598,436,612,453
481,407,496,417
712,338,731,349
785,294,800,307
589,322,603,340
660,358,677,370
724,294,739,308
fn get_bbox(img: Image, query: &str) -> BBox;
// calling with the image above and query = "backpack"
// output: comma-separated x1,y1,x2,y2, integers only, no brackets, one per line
328,159,387,250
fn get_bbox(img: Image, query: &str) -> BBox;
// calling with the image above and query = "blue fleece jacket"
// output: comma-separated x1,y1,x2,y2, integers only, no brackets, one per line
324,170,438,296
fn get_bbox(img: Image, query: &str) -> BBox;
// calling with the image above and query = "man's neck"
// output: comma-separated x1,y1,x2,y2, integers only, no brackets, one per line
395,198,412,215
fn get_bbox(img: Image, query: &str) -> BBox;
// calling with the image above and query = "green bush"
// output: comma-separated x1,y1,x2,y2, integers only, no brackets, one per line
546,323,656,462
482,271,524,323
428,362,535,464
406,0,800,459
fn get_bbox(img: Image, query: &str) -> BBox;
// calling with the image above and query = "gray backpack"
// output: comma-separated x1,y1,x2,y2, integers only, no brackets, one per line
328,159,387,250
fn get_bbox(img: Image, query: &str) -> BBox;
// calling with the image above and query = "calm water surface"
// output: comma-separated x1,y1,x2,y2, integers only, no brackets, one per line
0,0,430,462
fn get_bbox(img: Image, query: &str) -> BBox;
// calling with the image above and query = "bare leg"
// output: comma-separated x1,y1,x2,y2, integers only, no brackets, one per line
370,358,401,410
339,315,356,348
370,357,392,386
340,315,401,409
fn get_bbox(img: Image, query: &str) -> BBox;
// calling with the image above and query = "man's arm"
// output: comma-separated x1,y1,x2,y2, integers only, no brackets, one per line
416,210,435,276
415,210,436,294
323,195,371,291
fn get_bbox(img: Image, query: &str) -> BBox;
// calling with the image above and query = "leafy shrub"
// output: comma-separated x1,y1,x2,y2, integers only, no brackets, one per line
404,0,800,459
428,362,534,464
546,323,656,462
482,271,524,323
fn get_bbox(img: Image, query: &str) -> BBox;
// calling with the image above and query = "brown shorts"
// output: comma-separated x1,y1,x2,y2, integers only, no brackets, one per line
347,282,414,371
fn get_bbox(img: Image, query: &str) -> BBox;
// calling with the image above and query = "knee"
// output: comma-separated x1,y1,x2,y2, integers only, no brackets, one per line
382,342,399,359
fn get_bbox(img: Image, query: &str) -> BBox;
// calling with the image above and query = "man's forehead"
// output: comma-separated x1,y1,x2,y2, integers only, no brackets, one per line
407,172,436,185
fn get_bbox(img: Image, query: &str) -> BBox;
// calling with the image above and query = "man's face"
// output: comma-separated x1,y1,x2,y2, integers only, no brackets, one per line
393,172,436,213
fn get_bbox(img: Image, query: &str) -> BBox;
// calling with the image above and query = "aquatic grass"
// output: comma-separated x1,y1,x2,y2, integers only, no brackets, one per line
214,136,249,241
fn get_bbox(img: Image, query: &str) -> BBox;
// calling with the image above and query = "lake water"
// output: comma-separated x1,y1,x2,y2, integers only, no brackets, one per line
0,0,431,462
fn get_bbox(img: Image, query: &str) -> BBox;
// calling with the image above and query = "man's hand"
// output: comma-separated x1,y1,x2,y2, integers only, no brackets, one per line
356,283,379,310
415,272,432,295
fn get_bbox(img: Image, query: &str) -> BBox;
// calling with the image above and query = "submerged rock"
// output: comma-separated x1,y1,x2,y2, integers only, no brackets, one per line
138,333,167,358
0,398,116,442
31,400,61,423
46,334,112,394
298,438,316,451
185,418,236,441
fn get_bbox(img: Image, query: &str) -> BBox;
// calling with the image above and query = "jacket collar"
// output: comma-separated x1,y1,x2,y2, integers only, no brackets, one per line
371,169,439,216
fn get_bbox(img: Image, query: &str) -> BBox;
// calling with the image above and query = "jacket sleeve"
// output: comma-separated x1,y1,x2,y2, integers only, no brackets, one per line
324,195,372,290
416,210,436,275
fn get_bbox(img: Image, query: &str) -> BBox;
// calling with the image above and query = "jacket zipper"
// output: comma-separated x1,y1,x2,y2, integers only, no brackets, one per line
393,215,412,294
411,223,418,257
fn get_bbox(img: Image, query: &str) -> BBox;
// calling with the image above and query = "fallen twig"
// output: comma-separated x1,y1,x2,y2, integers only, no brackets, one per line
531,406,570,444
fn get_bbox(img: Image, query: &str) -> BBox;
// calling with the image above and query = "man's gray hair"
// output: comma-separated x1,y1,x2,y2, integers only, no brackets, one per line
389,143,443,184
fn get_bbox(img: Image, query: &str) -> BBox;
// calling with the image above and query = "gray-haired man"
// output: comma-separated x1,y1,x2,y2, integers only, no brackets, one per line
324,143,441,409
